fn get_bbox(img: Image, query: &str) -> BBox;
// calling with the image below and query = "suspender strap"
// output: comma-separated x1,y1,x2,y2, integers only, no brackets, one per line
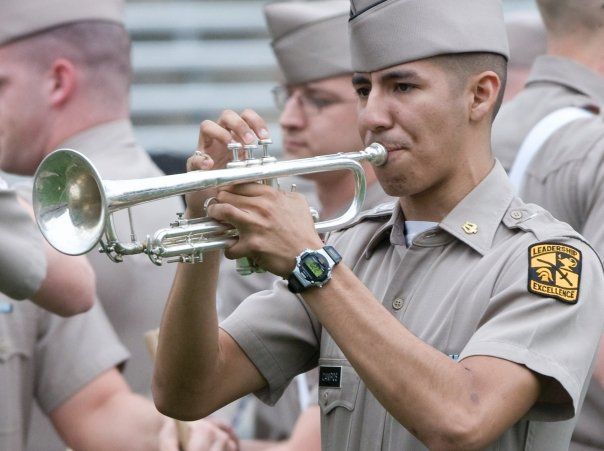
508,107,594,192
295,372,311,411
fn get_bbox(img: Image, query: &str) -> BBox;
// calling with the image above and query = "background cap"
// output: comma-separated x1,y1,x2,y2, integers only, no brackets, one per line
506,11,546,68
264,1,352,85
0,0,124,46
349,0,510,72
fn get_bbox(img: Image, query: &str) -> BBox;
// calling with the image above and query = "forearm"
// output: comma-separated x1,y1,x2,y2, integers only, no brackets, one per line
72,394,164,451
302,264,536,449
153,250,223,419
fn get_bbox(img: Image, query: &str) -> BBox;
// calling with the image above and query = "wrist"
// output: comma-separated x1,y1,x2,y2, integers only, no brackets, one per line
287,246,342,293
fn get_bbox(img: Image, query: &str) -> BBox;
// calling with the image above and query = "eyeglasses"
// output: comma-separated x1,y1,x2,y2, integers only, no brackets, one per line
271,85,356,116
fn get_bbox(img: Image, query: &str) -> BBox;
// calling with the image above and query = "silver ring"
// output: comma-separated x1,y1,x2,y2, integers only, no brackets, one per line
203,196,218,214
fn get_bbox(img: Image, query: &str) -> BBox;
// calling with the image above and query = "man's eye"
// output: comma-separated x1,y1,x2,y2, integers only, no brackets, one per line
355,86,370,98
395,83,413,93
308,97,334,109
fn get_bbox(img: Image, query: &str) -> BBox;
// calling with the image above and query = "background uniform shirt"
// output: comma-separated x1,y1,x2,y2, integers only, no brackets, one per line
221,162,604,450
0,299,128,451
0,190,46,300
23,119,183,451
493,55,604,451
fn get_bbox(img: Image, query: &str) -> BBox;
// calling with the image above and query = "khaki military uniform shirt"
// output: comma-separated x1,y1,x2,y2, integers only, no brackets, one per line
24,120,183,451
218,181,393,440
0,298,128,451
0,189,46,300
493,56,604,451
222,162,604,450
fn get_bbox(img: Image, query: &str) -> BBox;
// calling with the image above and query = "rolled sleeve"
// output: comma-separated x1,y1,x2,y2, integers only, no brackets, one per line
35,301,130,414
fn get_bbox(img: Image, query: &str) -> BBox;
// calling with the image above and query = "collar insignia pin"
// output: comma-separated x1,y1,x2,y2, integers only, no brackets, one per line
462,222,478,235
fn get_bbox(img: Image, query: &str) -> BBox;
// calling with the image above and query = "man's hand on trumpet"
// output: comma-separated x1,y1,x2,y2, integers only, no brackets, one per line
185,109,271,219
208,182,323,278
186,109,323,277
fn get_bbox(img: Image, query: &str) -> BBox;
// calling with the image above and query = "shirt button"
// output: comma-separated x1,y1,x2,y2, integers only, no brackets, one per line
392,298,404,310
510,210,523,220
322,391,329,405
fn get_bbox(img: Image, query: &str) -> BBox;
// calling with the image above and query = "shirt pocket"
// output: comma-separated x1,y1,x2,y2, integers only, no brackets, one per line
318,358,361,451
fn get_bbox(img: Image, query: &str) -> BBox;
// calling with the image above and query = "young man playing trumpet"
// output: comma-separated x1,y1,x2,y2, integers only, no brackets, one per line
211,1,391,446
154,0,604,449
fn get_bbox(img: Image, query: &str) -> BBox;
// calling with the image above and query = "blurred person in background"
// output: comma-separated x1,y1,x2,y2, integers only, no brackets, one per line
0,0,183,449
503,10,547,102
212,0,392,447
492,1,604,448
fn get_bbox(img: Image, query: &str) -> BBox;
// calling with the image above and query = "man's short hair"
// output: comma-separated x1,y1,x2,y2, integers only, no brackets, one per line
432,52,508,121
14,21,131,99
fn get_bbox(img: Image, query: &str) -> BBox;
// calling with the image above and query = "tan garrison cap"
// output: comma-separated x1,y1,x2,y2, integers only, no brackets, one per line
264,1,351,85
349,0,510,72
0,0,124,46
506,11,546,68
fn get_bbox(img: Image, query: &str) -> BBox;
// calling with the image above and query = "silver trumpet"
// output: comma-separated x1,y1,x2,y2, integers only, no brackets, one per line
33,141,387,270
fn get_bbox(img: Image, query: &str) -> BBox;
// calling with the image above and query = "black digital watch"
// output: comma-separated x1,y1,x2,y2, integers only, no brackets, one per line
287,246,342,293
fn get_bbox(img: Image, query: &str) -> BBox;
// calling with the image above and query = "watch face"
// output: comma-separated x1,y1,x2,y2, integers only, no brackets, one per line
301,253,329,282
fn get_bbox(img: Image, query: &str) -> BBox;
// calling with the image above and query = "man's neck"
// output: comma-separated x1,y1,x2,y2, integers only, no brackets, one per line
547,37,604,77
45,104,129,154
400,155,494,223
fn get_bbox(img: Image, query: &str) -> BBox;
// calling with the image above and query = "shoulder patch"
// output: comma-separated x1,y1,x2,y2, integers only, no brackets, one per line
528,242,582,304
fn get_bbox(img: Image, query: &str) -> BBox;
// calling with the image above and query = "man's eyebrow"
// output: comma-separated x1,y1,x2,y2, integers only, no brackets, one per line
379,70,420,84
352,73,370,85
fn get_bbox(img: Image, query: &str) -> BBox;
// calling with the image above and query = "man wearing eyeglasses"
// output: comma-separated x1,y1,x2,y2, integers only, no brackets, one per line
211,1,392,445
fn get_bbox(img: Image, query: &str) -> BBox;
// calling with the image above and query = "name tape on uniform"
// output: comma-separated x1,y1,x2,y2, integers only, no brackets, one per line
319,366,342,388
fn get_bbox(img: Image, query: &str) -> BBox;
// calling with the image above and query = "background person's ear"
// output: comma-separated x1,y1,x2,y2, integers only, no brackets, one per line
46,58,77,107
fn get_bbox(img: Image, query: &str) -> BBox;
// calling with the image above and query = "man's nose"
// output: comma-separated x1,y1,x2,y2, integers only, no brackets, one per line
358,90,393,134
279,94,307,130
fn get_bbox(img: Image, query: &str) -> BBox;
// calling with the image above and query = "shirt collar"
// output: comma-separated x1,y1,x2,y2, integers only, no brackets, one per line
526,56,604,108
58,120,139,157
439,161,514,255
364,161,514,257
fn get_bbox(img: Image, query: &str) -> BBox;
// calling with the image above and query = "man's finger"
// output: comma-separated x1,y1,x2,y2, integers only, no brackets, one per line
217,109,258,144
241,108,271,141
199,120,233,148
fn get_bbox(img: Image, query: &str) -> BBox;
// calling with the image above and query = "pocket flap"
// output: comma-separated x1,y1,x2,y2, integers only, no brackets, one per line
318,359,361,414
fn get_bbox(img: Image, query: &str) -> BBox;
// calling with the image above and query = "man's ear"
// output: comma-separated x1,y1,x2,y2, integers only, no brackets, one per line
468,71,501,122
46,58,77,107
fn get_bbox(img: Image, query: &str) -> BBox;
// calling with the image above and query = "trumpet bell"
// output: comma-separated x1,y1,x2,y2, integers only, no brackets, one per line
33,149,107,255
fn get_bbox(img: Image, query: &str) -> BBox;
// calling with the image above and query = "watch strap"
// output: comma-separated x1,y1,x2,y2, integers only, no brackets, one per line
287,272,306,294
323,245,342,264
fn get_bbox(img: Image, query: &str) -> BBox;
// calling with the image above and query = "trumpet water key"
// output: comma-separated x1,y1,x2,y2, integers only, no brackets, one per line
33,141,387,270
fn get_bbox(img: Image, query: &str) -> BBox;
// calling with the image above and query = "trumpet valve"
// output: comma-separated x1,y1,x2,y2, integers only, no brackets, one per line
243,144,258,160
227,142,243,162
259,138,273,158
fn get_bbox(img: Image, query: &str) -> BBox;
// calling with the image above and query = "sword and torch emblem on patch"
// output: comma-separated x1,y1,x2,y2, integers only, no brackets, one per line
528,243,582,304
